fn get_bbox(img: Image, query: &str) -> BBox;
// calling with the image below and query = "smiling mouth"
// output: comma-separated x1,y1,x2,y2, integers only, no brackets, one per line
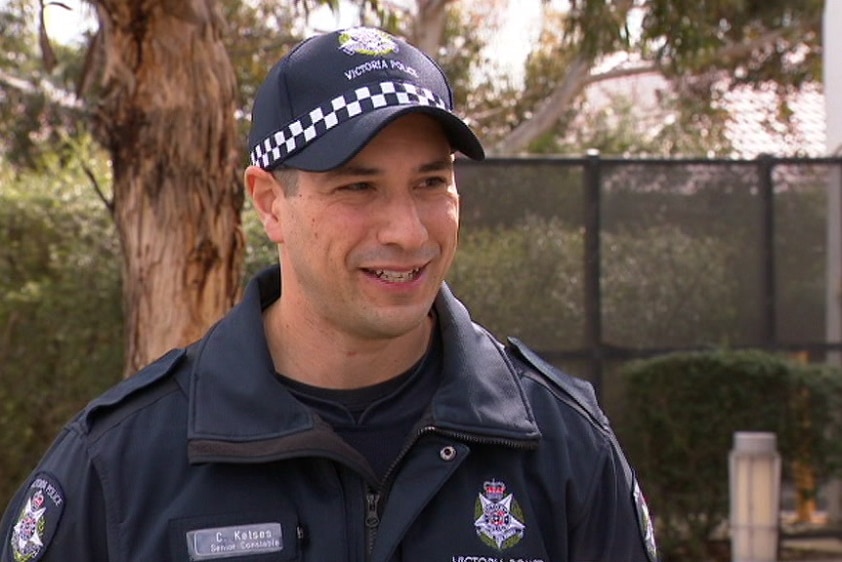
366,268,423,283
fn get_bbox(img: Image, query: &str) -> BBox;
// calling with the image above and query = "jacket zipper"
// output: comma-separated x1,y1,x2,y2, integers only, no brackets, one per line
362,425,536,560
423,426,539,450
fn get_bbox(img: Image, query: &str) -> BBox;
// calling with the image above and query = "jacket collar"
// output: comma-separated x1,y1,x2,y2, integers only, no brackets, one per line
187,266,540,457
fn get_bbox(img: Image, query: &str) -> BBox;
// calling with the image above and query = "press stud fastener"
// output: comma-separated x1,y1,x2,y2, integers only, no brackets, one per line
440,446,457,461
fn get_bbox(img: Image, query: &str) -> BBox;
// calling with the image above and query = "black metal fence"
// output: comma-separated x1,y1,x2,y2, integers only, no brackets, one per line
450,154,842,407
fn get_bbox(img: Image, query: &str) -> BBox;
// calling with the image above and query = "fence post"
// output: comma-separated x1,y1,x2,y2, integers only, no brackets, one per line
758,154,777,349
825,161,842,524
583,149,603,400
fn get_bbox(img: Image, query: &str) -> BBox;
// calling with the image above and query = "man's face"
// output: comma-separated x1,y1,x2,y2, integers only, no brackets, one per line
275,113,459,342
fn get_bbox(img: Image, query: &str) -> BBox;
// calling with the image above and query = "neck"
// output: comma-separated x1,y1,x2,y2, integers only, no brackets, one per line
262,299,433,390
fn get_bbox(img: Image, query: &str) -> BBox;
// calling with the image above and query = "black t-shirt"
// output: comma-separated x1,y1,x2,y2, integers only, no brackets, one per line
278,328,442,481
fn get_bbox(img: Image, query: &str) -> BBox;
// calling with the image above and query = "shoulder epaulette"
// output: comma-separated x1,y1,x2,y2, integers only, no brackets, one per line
506,337,609,431
507,338,636,486
78,348,187,437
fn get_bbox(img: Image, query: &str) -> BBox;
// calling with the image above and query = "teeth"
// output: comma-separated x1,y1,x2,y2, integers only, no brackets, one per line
373,268,420,282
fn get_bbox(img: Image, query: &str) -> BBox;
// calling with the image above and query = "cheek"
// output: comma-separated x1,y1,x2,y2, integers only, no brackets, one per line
303,212,364,254
431,202,460,238
280,200,321,240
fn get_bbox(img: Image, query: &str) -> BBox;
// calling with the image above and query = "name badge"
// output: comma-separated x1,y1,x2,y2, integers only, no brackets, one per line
186,522,283,560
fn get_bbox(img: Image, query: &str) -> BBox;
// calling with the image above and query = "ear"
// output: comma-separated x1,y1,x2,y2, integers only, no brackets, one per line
245,165,285,243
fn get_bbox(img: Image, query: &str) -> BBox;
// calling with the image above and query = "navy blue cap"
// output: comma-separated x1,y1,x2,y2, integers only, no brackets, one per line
248,27,485,172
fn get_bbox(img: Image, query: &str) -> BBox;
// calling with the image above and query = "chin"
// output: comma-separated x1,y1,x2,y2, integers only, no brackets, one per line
361,308,431,340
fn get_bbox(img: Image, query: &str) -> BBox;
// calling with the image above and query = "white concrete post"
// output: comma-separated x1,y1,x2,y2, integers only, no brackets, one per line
729,432,781,562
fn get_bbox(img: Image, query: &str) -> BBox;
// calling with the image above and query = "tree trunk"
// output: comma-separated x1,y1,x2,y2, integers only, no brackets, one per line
793,460,817,523
88,0,244,376
410,0,450,54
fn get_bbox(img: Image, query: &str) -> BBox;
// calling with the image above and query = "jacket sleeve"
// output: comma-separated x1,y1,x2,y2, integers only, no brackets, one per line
569,437,658,562
506,339,658,561
1,426,110,562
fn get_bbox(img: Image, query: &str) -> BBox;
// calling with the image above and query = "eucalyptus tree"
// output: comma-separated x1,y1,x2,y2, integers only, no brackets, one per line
484,0,823,154
1,0,379,375
72,0,244,375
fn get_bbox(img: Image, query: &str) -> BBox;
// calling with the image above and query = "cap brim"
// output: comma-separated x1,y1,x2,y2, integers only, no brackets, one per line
283,106,485,172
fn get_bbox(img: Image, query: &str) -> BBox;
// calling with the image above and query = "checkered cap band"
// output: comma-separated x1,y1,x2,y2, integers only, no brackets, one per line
250,80,449,169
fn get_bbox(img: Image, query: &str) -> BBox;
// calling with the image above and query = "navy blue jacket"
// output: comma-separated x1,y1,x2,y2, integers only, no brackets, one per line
1,267,657,561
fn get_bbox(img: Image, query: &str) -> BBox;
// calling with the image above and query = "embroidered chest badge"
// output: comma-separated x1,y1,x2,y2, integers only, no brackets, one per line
9,473,65,562
473,479,526,551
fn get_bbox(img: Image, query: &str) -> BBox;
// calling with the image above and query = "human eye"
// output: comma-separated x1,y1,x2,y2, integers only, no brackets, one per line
336,181,373,193
418,175,449,190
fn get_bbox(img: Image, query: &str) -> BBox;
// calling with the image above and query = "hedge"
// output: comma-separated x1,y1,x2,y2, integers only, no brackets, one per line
620,349,842,560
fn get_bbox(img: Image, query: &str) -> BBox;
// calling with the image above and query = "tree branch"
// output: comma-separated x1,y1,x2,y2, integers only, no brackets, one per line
492,53,591,155
410,0,453,54
0,69,82,110
492,22,810,156
38,0,58,72
713,25,806,63
82,163,114,216
584,62,661,86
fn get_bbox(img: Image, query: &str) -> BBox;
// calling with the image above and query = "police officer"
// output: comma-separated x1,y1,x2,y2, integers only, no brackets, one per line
1,27,658,562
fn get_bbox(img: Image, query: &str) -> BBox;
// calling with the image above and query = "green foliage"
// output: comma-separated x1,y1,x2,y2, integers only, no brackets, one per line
0,144,122,509
481,11,569,147
449,216,585,349
4,0,822,168
452,156,832,358
602,226,740,347
0,0,89,169
448,215,741,352
472,0,823,155
537,88,734,157
775,179,828,342
241,197,278,281
642,0,822,85
220,0,306,150
639,0,822,151
620,350,842,560
435,4,490,114
0,0,36,69
567,0,634,57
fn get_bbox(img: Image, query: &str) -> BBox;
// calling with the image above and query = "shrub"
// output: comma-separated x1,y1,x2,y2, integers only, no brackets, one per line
620,350,842,560
0,156,124,509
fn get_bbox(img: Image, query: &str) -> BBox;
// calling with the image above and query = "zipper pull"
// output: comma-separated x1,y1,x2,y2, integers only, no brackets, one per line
365,490,381,555
366,491,381,529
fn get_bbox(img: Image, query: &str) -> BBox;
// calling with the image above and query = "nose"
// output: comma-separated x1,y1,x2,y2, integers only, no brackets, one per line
376,191,428,249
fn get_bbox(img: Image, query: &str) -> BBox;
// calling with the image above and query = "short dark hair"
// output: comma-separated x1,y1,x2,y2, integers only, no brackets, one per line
271,167,300,196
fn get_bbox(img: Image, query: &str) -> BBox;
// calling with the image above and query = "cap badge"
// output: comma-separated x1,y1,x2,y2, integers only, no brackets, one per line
338,27,398,56
474,479,526,551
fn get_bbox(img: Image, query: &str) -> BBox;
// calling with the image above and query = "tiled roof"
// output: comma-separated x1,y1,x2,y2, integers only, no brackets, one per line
719,82,826,158
582,70,827,158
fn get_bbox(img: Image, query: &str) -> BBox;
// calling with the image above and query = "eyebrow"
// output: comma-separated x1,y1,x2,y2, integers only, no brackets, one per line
324,157,454,179
418,158,456,173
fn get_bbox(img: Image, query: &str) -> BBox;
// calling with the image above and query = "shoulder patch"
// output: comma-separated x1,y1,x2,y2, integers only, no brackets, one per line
506,337,609,430
633,478,658,562
8,473,65,562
